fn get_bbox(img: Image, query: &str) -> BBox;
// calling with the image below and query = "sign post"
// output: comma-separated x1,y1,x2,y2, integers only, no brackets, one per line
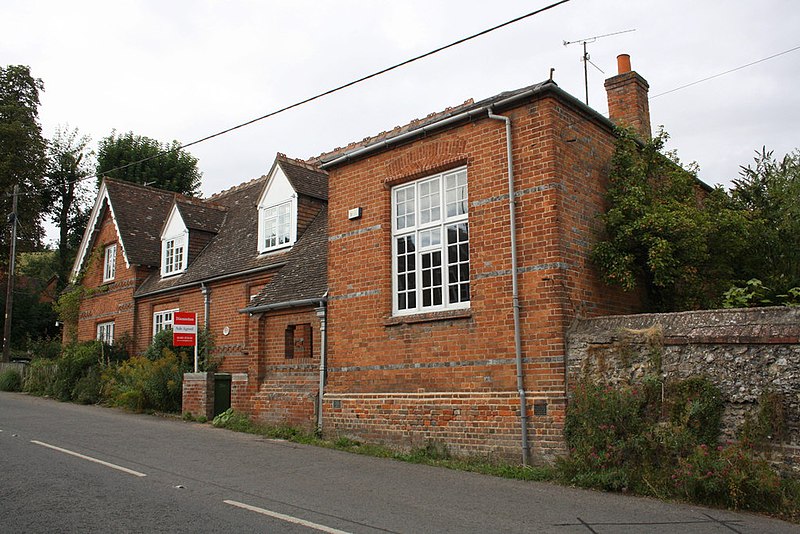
173,312,198,372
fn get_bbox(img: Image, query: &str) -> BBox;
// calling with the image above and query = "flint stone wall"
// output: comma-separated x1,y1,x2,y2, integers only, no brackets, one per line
566,307,800,472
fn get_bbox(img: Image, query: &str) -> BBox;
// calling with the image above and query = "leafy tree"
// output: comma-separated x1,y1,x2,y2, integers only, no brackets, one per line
0,65,47,261
96,131,201,196
728,148,800,296
0,251,59,349
592,128,747,311
44,126,96,284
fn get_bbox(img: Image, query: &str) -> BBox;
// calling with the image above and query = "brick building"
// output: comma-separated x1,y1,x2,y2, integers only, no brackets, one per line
71,154,328,417
305,55,648,463
74,55,653,463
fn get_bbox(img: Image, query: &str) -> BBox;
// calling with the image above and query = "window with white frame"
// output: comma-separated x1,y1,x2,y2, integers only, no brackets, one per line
153,309,178,337
162,235,186,276
97,321,115,345
103,244,116,282
260,200,293,251
392,168,470,315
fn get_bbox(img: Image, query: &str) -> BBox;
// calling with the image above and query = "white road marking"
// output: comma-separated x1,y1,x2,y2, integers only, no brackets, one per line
224,500,353,534
30,440,147,477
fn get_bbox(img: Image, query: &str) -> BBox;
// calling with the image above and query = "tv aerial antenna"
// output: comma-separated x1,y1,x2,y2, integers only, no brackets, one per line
563,28,635,105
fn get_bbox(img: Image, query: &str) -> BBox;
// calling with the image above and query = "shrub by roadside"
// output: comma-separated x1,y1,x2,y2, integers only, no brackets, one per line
559,377,799,520
0,368,22,392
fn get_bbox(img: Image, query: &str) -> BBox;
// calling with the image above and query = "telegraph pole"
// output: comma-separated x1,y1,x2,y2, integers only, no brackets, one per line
2,185,19,362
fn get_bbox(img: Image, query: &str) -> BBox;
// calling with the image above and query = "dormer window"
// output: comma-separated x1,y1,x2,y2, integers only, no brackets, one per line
103,244,116,282
262,200,293,250
257,163,298,254
162,234,186,276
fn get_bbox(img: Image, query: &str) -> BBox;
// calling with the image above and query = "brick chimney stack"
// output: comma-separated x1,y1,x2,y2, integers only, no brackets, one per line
604,54,651,139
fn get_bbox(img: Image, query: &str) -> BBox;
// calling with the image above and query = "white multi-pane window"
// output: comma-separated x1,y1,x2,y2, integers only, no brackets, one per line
153,309,178,337
96,321,114,345
392,168,470,315
162,236,185,276
262,201,293,250
103,244,116,282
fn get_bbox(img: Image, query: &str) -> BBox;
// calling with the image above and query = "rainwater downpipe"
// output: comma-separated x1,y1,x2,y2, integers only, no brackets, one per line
201,283,210,367
315,296,328,432
487,108,530,466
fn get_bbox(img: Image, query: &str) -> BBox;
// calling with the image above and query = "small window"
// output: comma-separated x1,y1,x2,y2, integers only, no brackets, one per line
261,200,293,251
162,236,186,276
153,309,178,337
103,244,116,282
97,321,115,345
284,323,313,359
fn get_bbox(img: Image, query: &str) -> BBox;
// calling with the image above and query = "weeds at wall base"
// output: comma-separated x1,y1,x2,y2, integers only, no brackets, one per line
209,408,556,482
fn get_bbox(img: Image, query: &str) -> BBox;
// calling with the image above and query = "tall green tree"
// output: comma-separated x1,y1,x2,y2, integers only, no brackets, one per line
592,128,747,311
96,131,201,196
44,126,95,284
729,148,800,295
0,65,47,261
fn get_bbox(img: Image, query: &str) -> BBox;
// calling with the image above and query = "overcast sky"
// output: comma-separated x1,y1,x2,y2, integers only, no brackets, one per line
4,0,800,213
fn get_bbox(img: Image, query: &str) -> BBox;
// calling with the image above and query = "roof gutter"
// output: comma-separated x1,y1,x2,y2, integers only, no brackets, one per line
320,81,613,170
241,296,327,315
134,262,287,299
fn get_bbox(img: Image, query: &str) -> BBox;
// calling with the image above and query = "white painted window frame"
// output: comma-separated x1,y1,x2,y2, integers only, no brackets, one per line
103,244,116,282
258,197,296,253
161,233,187,277
391,167,470,316
96,321,115,345
153,308,179,337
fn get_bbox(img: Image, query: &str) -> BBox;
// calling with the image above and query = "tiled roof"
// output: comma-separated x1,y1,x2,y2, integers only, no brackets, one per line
275,154,328,201
175,198,227,233
104,179,177,267
246,209,327,309
308,81,555,166
135,175,291,296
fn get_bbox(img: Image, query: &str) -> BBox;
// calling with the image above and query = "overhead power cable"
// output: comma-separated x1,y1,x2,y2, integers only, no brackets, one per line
62,0,573,186
651,44,800,99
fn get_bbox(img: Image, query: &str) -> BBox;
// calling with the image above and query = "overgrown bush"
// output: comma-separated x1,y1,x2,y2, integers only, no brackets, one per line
51,342,103,402
145,328,217,372
562,376,799,517
24,358,59,396
0,368,22,391
102,351,185,412
672,442,788,512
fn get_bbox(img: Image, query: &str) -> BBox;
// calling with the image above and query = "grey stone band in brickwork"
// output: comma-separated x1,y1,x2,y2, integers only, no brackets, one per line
329,224,382,242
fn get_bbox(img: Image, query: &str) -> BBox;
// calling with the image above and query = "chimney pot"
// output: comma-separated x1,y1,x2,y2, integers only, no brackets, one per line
617,54,631,74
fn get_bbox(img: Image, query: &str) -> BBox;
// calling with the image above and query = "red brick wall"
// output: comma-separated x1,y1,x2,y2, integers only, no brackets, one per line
322,94,642,461
74,207,151,352
182,372,214,419
249,306,321,430
134,270,277,371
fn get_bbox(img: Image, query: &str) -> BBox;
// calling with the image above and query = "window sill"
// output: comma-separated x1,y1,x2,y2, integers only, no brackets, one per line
384,308,471,326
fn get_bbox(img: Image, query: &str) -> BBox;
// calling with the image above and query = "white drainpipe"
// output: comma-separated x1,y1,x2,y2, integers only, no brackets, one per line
487,108,530,466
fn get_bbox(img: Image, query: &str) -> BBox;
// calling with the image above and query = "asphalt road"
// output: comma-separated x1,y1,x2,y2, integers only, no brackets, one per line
1,392,797,533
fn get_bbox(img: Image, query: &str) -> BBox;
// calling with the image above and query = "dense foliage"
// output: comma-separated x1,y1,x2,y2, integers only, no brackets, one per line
96,130,201,195
594,129,799,311
44,126,95,283
727,148,800,302
561,378,798,517
0,65,47,258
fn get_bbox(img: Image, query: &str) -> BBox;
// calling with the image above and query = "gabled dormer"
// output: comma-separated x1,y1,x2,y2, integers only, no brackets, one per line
161,205,188,277
257,154,328,255
159,198,228,278
257,162,298,254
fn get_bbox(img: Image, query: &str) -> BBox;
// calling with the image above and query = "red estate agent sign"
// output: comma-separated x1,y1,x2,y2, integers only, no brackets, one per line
173,312,197,346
